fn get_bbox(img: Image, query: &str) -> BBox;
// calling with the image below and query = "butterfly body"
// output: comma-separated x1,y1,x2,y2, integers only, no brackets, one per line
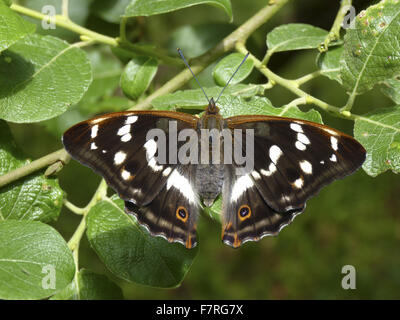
63,99,366,249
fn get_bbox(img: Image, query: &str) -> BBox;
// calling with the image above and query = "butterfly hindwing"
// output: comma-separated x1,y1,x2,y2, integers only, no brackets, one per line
226,116,366,213
221,165,303,248
125,165,199,248
63,111,198,206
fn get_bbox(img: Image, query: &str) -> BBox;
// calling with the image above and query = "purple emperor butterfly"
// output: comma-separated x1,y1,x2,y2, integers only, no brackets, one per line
63,100,365,249
63,52,366,249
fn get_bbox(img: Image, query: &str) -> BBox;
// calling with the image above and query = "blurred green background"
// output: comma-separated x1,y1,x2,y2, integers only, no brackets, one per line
10,0,400,299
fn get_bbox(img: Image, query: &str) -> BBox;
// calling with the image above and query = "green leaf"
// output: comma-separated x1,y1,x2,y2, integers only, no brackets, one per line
266,23,328,54
167,23,235,58
354,106,400,176
86,195,198,288
0,120,64,222
124,0,232,21
152,84,266,110
0,34,92,123
203,196,222,222
317,46,343,84
213,53,254,87
1,0,12,6
381,77,400,104
120,56,158,100
216,95,323,122
77,47,123,115
0,220,75,300
50,269,123,300
92,0,131,23
340,0,400,95
0,1,36,52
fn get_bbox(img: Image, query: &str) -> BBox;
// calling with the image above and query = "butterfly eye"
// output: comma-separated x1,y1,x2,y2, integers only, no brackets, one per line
176,206,189,223
238,205,251,221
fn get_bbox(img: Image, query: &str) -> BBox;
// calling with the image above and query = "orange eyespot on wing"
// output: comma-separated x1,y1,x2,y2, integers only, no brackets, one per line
176,206,189,223
238,205,252,221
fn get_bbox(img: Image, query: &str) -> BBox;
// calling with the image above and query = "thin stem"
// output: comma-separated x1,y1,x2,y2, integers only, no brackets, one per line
261,49,274,66
64,199,86,215
67,179,108,281
67,179,107,250
0,149,70,189
294,70,323,86
342,91,356,112
320,0,352,52
236,43,343,116
10,4,182,65
11,4,117,46
62,0,69,19
120,17,128,43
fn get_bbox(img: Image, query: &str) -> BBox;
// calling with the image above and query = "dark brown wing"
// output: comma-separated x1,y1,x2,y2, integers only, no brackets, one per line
63,110,198,206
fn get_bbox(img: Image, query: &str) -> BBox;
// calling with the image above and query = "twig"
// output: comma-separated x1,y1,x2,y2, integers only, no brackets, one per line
320,0,352,52
0,149,70,189
10,4,182,66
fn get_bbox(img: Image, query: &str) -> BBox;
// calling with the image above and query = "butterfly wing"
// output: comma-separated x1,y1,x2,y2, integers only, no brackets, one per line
221,165,303,248
63,111,197,206
125,165,199,248
63,111,200,248
221,115,366,248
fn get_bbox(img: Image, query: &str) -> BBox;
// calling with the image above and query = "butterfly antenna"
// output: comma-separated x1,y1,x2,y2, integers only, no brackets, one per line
215,52,250,104
177,48,210,103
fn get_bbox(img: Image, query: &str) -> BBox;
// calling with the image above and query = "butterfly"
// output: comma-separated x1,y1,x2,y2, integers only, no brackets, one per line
63,97,366,249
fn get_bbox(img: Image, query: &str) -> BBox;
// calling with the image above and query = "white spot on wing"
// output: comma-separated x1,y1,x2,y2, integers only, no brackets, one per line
148,158,163,171
144,139,157,159
231,175,254,202
297,132,310,145
330,136,338,151
167,170,197,204
260,163,277,176
114,151,126,165
300,160,312,174
91,125,99,138
295,141,306,151
330,154,337,162
126,116,138,124
121,169,131,180
290,123,303,133
117,124,131,136
90,142,98,150
293,178,304,189
162,167,172,176
251,171,261,180
121,133,132,142
269,145,283,164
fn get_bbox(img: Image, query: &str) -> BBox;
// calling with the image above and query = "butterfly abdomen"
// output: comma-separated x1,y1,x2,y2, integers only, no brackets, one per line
195,164,224,207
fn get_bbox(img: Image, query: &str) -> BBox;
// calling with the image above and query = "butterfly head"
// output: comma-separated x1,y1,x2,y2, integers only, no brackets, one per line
206,97,220,115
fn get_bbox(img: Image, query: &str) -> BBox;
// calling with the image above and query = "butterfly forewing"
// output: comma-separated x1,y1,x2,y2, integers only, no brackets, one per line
62,111,198,207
